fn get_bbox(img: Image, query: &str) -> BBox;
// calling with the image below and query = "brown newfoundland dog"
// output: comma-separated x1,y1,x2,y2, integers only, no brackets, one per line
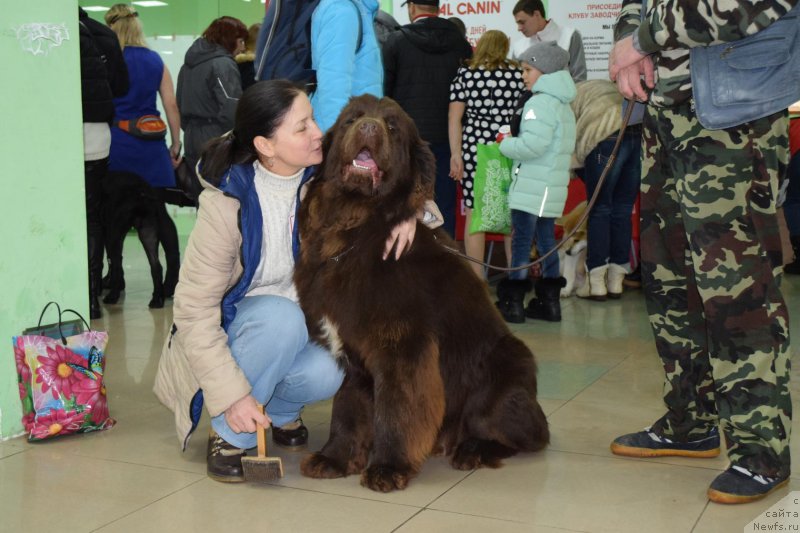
294,95,548,492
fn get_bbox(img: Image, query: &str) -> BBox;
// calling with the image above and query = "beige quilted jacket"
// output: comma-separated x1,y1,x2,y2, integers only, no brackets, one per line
153,184,251,450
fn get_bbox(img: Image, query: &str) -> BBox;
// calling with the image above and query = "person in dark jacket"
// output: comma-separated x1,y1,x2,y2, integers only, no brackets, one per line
382,0,472,237
177,16,248,178
79,7,129,319
374,9,400,49
235,23,260,92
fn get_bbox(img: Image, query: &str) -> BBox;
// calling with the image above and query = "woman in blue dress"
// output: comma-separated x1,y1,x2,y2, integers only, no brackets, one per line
105,3,182,301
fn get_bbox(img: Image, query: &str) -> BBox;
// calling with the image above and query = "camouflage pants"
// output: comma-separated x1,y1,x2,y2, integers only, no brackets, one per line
640,103,792,477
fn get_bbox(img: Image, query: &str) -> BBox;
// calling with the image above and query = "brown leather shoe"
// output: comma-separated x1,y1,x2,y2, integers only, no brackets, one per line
271,419,308,450
206,430,246,482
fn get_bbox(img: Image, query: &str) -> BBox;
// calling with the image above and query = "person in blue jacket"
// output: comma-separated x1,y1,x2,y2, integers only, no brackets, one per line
496,41,577,324
310,0,384,133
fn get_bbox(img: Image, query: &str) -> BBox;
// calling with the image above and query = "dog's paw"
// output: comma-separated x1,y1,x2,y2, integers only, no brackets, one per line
451,439,483,470
451,439,506,470
360,464,412,492
149,294,165,309
300,452,347,479
103,290,121,304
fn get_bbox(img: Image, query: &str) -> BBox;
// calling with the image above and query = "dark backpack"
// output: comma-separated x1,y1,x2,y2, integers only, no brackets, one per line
254,0,363,92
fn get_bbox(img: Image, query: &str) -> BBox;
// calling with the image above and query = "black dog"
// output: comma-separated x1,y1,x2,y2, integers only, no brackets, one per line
102,171,178,308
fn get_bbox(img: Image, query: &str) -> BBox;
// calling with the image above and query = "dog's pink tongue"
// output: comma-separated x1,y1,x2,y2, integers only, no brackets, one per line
353,150,378,172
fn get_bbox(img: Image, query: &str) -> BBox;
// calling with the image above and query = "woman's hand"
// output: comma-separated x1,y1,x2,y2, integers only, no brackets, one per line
449,153,464,181
169,141,182,169
383,216,417,261
223,394,272,433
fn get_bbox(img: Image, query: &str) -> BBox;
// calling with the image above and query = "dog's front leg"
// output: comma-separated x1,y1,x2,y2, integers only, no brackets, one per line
360,338,445,492
301,363,374,479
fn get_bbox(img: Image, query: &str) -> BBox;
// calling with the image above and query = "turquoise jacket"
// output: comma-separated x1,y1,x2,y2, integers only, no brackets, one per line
499,70,577,218
310,0,383,133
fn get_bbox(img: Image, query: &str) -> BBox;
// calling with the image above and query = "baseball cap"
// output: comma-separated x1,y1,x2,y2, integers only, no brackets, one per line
400,0,440,7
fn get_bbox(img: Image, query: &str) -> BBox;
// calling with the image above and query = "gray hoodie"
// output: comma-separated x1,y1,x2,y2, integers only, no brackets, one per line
177,38,242,163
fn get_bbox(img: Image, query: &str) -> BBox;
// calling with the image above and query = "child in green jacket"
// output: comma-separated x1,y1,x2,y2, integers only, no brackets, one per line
496,41,576,323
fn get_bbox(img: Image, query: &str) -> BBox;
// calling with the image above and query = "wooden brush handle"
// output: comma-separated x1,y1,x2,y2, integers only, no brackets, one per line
256,403,267,458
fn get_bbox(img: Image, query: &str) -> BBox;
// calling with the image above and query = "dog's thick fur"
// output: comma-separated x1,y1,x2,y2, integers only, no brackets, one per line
294,95,549,493
557,200,588,297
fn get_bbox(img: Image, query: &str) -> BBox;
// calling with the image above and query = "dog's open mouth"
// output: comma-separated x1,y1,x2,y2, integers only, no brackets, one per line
349,149,384,190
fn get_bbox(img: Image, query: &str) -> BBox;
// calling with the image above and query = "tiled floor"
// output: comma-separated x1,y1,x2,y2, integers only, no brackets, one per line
3,217,800,532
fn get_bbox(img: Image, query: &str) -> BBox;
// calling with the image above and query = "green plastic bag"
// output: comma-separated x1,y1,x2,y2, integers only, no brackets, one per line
470,142,512,235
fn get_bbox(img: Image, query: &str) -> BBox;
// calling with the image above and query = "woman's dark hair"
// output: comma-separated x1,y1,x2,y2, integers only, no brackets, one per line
202,16,248,55
201,80,305,184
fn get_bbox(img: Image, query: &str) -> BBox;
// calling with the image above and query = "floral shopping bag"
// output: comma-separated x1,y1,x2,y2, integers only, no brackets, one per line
470,142,512,235
13,302,114,441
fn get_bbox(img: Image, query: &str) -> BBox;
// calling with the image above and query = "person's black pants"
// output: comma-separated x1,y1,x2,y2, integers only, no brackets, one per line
84,158,107,300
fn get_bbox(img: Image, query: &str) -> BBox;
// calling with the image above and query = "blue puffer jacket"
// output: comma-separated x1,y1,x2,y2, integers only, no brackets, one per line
499,70,577,218
311,0,383,132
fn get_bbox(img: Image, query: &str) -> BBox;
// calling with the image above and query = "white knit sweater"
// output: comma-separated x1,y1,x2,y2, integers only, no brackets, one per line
246,161,303,302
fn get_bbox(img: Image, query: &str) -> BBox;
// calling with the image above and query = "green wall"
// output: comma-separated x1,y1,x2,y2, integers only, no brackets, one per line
1,0,290,442
1,0,86,438
79,0,268,35
78,0,396,35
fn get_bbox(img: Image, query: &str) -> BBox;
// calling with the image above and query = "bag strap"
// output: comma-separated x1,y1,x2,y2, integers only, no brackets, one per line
34,302,92,345
61,308,92,333
36,301,62,330
347,0,363,52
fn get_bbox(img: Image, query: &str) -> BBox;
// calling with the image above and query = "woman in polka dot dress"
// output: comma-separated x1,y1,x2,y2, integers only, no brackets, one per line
448,30,525,278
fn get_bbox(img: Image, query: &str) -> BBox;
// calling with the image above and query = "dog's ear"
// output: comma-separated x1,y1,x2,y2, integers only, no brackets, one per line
411,136,436,205
316,123,338,181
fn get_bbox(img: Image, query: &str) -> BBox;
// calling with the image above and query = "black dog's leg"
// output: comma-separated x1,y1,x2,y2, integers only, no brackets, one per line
301,362,374,479
102,219,128,305
136,219,164,309
153,190,180,298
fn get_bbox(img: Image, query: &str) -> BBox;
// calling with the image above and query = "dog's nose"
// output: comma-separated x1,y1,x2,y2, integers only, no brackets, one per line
359,120,378,136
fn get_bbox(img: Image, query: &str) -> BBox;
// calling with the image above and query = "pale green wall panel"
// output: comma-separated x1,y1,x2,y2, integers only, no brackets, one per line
79,0,267,36
1,0,87,438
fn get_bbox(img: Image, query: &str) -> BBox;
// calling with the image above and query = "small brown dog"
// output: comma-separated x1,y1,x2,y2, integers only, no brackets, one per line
557,200,588,297
294,95,549,493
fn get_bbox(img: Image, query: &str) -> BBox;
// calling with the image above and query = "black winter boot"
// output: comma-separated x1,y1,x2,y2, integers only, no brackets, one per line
85,159,106,320
496,278,533,323
526,277,567,322
785,236,800,275
88,234,104,319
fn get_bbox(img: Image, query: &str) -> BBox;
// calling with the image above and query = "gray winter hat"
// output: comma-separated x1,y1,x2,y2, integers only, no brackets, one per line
519,41,569,74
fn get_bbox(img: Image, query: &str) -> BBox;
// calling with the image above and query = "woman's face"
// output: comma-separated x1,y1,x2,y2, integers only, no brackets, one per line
257,93,323,176
234,37,246,56
522,64,543,91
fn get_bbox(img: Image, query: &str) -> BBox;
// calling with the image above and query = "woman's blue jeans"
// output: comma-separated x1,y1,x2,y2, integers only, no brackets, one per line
211,295,344,449
510,210,558,280
581,127,642,270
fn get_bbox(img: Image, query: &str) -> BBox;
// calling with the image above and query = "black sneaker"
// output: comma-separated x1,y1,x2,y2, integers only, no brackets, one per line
206,430,246,482
708,465,789,504
610,426,720,458
272,419,308,450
